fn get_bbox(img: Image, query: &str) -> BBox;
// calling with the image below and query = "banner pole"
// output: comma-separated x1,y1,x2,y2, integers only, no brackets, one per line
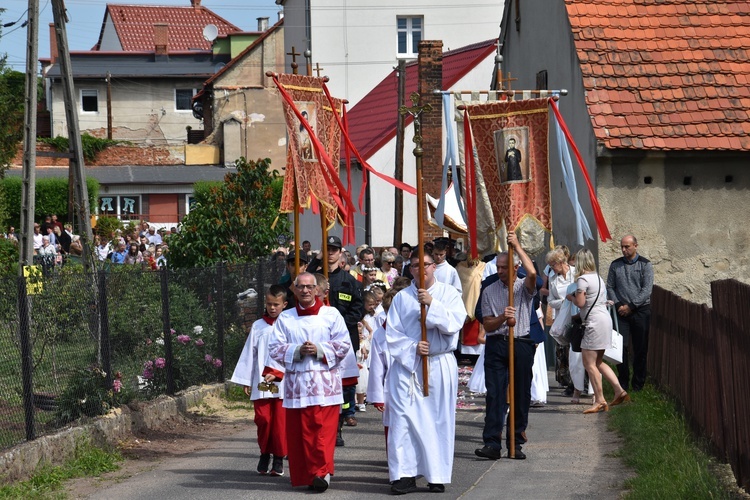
507,244,517,458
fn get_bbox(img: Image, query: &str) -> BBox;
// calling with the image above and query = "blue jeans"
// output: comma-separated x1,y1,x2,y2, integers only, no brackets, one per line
616,307,650,391
482,335,535,451
341,385,356,418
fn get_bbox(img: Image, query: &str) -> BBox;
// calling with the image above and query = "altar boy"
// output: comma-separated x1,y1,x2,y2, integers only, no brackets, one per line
230,284,288,476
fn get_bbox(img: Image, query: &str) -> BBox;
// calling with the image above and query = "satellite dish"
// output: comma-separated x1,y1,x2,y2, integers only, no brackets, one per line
202,24,218,42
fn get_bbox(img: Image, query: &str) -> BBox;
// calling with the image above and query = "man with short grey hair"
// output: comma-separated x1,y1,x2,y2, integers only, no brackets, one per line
606,235,653,392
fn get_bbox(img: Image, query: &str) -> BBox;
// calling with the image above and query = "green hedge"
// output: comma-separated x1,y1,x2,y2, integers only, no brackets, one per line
1,176,99,228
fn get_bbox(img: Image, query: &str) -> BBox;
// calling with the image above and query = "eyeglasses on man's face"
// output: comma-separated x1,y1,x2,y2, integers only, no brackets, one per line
295,284,317,290
410,262,435,269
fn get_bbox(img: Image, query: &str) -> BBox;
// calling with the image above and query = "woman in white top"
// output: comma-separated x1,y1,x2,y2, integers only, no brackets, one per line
566,249,630,414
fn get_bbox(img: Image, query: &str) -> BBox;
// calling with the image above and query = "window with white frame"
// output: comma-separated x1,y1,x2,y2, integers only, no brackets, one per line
397,16,423,57
186,193,196,214
81,89,99,113
175,88,196,111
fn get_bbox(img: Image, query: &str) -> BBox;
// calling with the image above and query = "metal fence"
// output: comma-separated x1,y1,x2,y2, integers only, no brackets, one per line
649,280,750,493
0,257,286,452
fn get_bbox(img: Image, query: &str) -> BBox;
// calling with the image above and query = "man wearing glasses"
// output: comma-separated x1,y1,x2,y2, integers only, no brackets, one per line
385,253,467,495
264,272,351,492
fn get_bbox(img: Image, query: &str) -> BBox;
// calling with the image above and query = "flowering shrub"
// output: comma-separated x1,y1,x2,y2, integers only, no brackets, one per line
55,366,130,424
139,325,222,398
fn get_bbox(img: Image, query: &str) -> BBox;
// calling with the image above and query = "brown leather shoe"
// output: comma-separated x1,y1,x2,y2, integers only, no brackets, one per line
344,416,358,427
610,391,631,407
583,402,609,414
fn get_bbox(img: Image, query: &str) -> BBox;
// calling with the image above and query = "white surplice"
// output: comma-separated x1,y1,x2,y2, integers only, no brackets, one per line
367,319,390,426
267,306,351,409
385,281,467,484
230,318,285,400
433,261,463,293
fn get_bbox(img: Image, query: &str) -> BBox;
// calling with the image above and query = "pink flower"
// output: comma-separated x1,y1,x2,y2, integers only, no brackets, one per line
142,368,154,379
154,358,166,369
212,358,222,368
113,379,122,393
170,329,176,335
204,354,213,363
177,335,191,345
114,371,122,379
144,360,154,370
195,339,205,347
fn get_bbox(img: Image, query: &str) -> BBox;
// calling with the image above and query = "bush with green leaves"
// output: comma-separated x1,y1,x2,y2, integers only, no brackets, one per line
138,325,222,398
0,237,18,276
1,176,99,228
168,157,290,268
54,365,132,424
40,134,123,163
94,216,122,240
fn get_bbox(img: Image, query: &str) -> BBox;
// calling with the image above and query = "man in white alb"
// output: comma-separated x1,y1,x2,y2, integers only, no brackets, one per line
432,239,462,293
385,252,467,495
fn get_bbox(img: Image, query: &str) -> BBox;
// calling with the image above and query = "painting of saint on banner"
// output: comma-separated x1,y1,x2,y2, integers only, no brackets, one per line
294,101,317,162
494,127,530,184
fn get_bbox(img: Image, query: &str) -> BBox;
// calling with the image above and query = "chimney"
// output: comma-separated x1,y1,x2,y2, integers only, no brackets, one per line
257,17,269,31
49,23,58,64
154,23,169,56
191,0,201,8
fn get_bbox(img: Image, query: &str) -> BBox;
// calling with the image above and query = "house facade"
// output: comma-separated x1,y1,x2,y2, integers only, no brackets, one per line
498,0,750,302
276,0,504,105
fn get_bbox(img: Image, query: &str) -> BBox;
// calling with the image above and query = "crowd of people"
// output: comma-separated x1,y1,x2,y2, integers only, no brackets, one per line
2,217,177,273
231,230,653,494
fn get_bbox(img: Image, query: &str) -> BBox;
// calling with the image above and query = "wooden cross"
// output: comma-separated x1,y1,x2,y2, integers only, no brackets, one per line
287,46,301,74
498,71,518,91
314,62,324,78
399,92,432,152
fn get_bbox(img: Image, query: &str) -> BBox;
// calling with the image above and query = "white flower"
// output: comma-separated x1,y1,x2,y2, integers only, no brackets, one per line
156,338,164,345
193,325,203,334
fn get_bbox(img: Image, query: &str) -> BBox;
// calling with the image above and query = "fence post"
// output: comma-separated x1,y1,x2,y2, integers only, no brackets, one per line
160,267,175,395
17,275,35,441
98,271,113,389
216,262,225,382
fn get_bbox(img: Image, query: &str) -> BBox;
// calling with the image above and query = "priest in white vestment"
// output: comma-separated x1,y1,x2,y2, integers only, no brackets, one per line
264,273,351,492
385,254,467,495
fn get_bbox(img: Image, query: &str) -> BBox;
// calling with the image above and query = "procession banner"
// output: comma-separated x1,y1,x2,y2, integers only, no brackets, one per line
277,73,345,228
465,97,552,251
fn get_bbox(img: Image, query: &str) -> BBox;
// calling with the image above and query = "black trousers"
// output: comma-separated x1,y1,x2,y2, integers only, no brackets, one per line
616,307,651,391
482,335,535,451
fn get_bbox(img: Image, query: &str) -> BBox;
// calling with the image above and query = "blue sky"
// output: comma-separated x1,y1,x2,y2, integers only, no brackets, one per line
1,0,281,72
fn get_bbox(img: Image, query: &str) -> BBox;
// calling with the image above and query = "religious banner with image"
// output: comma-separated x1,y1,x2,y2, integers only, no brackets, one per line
465,97,551,250
277,73,344,228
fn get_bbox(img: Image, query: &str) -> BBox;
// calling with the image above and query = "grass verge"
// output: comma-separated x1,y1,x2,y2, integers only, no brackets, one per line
0,440,122,499
608,383,733,499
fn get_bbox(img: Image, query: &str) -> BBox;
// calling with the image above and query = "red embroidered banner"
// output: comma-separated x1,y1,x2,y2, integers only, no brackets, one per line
465,98,552,236
277,74,346,228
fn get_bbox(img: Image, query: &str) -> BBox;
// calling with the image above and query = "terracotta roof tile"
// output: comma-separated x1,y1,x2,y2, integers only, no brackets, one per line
566,0,750,151
94,3,240,52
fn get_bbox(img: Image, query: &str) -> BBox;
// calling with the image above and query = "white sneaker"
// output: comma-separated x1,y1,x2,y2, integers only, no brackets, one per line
356,403,366,412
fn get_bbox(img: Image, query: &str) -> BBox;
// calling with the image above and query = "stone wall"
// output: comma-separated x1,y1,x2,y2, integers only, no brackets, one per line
13,143,183,167
596,152,750,304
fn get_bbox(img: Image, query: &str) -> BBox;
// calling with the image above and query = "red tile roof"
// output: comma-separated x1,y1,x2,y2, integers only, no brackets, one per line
346,39,498,160
94,3,240,52
566,0,750,150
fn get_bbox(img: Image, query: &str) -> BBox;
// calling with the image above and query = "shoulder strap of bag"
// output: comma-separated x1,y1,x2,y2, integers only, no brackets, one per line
583,276,601,322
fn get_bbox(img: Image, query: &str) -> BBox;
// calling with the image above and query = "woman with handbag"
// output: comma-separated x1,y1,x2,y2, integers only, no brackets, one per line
566,249,630,414
547,248,588,404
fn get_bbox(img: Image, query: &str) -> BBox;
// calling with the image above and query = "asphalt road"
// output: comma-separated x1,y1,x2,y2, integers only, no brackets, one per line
87,373,628,499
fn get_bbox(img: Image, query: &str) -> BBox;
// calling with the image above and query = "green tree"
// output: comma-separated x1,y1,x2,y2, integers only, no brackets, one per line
167,158,289,267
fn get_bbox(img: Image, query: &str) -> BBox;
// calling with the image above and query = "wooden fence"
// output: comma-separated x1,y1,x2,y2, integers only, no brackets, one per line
649,280,750,492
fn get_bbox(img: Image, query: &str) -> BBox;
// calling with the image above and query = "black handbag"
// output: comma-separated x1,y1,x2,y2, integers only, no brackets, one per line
568,276,601,353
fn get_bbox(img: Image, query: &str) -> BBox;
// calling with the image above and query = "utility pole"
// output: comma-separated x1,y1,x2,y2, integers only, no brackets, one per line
393,59,406,246
51,0,94,271
106,72,112,140
19,0,39,271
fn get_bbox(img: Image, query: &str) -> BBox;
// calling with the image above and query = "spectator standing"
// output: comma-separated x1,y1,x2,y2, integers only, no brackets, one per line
125,243,143,265
569,249,629,413
380,251,399,285
606,235,653,392
111,241,128,264
32,224,43,253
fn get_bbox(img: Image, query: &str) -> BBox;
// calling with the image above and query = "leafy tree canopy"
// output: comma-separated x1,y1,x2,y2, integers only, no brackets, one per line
167,157,289,267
